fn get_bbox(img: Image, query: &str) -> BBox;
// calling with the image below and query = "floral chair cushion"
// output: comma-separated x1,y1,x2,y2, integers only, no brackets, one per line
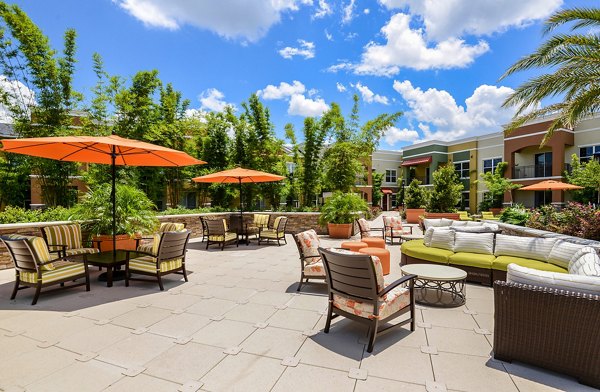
385,228,409,237
357,218,371,233
296,230,321,264
383,216,404,230
304,261,325,276
333,285,410,320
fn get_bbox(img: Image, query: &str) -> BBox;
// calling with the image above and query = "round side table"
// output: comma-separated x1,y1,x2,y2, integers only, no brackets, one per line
340,241,368,252
362,237,385,249
400,264,467,307
359,247,391,275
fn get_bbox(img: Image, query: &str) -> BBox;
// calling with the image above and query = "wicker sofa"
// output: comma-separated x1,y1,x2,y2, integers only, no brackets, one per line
400,219,591,285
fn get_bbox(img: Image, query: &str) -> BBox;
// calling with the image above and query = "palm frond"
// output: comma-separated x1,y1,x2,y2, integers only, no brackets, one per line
543,7,600,34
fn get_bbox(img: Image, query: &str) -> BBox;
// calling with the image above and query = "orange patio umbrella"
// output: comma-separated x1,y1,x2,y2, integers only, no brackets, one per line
518,180,583,191
193,167,285,232
1,135,206,255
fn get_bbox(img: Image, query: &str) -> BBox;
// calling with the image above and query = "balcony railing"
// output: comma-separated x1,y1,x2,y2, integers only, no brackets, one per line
512,163,572,179
406,176,429,185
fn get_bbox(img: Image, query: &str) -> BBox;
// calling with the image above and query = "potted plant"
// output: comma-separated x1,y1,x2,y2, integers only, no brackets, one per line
318,192,368,239
404,179,428,223
72,183,159,251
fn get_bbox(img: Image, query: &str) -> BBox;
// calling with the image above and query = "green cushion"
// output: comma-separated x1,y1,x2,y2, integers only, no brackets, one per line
401,240,453,264
449,252,495,269
492,255,567,273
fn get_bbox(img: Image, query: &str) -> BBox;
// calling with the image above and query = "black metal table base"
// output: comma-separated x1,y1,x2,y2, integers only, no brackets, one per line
98,270,127,282
413,277,466,308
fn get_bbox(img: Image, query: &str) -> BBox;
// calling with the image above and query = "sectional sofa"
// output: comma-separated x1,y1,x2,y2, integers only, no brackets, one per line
400,219,589,285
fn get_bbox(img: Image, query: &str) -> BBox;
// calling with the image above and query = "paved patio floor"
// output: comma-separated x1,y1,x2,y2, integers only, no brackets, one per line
0,213,596,392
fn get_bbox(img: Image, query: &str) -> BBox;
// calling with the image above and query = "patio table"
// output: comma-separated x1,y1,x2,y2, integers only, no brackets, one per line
72,250,144,287
401,263,467,307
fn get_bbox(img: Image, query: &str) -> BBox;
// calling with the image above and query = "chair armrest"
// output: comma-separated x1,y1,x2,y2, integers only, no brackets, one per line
371,227,384,232
125,249,156,259
46,243,68,251
39,255,68,265
379,274,417,297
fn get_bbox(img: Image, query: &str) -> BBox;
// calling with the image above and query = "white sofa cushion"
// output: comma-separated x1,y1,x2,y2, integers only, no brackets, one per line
569,247,600,277
494,234,557,262
430,229,455,251
548,240,586,269
423,218,454,230
466,221,484,227
450,220,468,227
507,263,600,296
453,232,494,255
423,227,450,247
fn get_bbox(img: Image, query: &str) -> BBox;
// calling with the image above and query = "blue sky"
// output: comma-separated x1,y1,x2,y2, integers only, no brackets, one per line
6,0,592,150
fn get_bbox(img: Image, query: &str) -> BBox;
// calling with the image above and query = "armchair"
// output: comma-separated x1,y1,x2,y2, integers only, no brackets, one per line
41,223,99,259
382,216,412,245
205,219,238,250
293,229,326,291
136,222,186,254
356,218,384,239
318,247,416,353
258,216,288,246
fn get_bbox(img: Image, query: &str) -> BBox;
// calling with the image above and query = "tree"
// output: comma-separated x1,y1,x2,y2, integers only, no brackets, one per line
372,172,383,207
478,162,520,211
404,179,428,209
201,111,234,208
501,7,600,144
565,154,600,204
427,164,464,213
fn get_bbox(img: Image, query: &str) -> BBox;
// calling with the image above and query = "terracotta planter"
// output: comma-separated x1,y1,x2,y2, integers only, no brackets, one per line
406,208,426,224
489,208,503,216
327,223,353,239
93,234,137,252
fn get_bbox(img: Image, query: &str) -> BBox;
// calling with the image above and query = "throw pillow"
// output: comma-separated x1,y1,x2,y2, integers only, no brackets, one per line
430,229,455,251
548,240,585,269
422,218,443,231
494,234,556,262
451,226,494,233
453,232,494,255
569,247,600,277
466,221,484,227
507,263,600,296
423,227,451,247
450,220,468,227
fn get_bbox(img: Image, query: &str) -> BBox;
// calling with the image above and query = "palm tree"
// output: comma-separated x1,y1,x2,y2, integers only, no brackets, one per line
500,7,600,144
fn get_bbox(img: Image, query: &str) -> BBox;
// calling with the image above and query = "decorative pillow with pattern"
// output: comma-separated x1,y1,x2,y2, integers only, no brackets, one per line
296,230,321,263
568,247,600,277
357,218,371,232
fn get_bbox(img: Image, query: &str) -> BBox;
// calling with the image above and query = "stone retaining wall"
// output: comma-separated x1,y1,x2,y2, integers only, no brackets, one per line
0,212,328,269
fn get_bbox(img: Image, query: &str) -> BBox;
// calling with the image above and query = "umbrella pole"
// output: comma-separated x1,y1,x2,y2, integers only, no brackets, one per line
239,178,243,235
111,146,117,261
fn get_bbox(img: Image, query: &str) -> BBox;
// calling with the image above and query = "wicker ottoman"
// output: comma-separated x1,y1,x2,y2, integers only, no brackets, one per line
362,237,385,249
359,247,391,275
341,241,368,252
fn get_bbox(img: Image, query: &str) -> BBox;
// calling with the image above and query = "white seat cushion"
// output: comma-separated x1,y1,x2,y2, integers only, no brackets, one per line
569,247,600,277
495,235,556,262
507,263,600,296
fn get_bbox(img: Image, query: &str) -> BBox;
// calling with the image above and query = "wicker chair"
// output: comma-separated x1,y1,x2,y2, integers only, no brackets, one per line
356,218,384,239
382,216,412,245
318,247,417,353
125,230,191,291
293,230,326,291
205,219,238,250
1,235,90,305
258,216,288,246
41,223,100,259
494,280,600,388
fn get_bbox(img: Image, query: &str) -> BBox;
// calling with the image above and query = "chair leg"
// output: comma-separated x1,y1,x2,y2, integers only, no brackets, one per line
367,320,379,353
297,273,304,292
32,283,42,306
10,276,20,300
157,273,164,291
324,303,333,333
182,265,188,282
206,240,209,250
125,264,130,287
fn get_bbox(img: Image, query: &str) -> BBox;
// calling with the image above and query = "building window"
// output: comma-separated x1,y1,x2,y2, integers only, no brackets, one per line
458,191,470,210
385,169,397,183
454,161,470,179
483,158,502,174
580,145,600,163
391,193,397,207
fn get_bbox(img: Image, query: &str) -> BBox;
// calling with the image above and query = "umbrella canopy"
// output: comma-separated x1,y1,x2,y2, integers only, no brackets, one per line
192,167,285,184
518,180,583,191
1,135,206,257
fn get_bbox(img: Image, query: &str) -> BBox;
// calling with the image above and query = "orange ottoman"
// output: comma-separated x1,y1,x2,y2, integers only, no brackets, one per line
341,241,368,252
362,237,385,249
359,247,391,275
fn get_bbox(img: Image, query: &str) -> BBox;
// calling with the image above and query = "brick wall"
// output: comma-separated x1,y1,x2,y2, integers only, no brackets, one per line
0,212,328,269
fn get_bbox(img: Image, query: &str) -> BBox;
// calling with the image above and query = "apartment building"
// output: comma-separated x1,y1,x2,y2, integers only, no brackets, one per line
371,114,600,211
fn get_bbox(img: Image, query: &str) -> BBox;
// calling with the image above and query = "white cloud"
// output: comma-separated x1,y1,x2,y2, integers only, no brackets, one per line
184,108,208,121
392,80,517,142
353,82,389,105
324,29,333,41
336,82,347,92
257,80,306,100
379,0,562,41
384,126,420,144
199,88,232,112
0,76,36,122
313,0,332,18
278,40,315,59
342,0,356,24
337,13,488,76
115,0,312,42
288,94,329,116
363,8,370,15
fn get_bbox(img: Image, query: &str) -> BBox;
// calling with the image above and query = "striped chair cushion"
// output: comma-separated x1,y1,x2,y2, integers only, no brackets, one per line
548,240,585,269
507,263,600,296
453,232,494,255
569,247,600,277
261,229,282,239
65,248,99,257
20,261,84,284
494,234,556,262
43,224,82,251
253,214,270,228
129,255,183,273
209,232,238,242
429,229,455,251
7,234,55,270
423,227,452,247
137,234,161,255
160,222,185,232
272,216,283,230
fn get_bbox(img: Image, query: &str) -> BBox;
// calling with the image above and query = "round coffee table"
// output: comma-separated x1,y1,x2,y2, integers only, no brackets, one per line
400,264,467,307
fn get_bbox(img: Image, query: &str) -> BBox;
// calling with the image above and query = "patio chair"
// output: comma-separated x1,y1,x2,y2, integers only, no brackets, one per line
293,229,326,291
458,211,473,221
318,247,417,353
199,216,209,242
1,234,90,305
245,213,271,242
125,230,191,291
481,211,499,221
41,223,100,259
205,219,238,250
258,216,288,246
136,222,186,253
382,216,412,245
356,218,384,239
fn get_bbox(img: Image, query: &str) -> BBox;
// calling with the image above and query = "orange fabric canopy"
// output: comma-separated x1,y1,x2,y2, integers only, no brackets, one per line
193,167,285,184
401,156,432,167
518,180,583,191
1,135,205,167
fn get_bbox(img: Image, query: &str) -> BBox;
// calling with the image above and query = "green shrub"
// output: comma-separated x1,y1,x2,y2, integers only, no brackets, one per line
318,192,368,225
404,179,428,209
0,206,74,224
499,204,531,226
427,164,463,213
